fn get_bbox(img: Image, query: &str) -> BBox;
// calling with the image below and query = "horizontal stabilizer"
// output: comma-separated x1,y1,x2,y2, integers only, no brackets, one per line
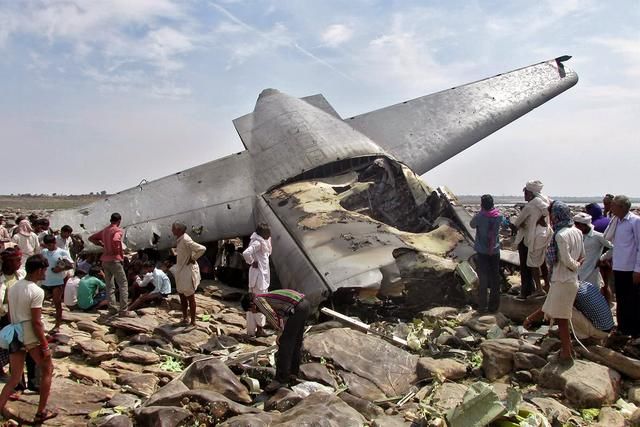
346,57,578,175
301,94,341,119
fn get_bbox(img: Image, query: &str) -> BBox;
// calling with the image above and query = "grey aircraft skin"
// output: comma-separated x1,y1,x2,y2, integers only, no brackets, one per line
50,56,578,306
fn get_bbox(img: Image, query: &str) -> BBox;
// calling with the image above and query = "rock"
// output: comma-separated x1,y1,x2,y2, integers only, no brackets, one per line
180,358,252,403
62,311,100,322
69,365,112,384
264,387,302,412
110,315,158,334
339,392,385,421
594,406,625,427
77,320,109,334
529,397,573,425
629,385,640,406
77,339,114,363
514,370,532,383
480,338,521,380
91,414,134,427
307,321,344,334
513,352,547,370
130,333,168,347
171,328,211,353
372,415,412,426
144,379,190,407
107,393,141,409
147,389,259,420
431,382,468,412
201,335,239,353
299,363,338,388
420,307,458,320
339,371,387,401
578,345,640,380
630,408,640,426
461,311,509,334
101,360,144,375
117,373,159,398
276,391,367,426
539,359,621,408
52,344,72,358
416,357,467,381
134,406,193,427
304,328,418,397
218,412,279,426
119,345,160,365
499,294,545,323
538,337,561,356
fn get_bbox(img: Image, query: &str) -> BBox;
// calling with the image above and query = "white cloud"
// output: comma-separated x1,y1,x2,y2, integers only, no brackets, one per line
321,24,353,47
590,36,640,76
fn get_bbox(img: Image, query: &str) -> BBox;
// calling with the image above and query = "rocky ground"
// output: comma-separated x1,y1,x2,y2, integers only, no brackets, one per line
0,278,638,427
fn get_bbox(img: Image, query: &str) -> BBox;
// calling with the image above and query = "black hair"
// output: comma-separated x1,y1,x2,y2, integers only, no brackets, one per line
256,222,270,237
88,266,103,277
110,213,122,223
39,218,50,227
240,293,252,312
61,225,73,233
25,254,49,274
43,234,56,244
143,261,155,270
480,194,494,211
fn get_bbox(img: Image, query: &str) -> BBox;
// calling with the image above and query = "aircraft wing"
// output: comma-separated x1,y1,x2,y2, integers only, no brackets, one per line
345,57,578,175
49,151,256,250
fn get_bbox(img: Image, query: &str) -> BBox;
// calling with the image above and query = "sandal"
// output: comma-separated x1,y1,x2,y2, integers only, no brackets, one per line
34,408,58,423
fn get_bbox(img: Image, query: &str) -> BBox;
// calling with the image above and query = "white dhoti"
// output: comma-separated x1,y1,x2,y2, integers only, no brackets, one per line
542,280,578,320
246,311,266,335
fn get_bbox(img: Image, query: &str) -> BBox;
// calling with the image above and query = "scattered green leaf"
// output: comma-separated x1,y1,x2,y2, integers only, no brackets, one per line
159,356,184,372
580,408,599,422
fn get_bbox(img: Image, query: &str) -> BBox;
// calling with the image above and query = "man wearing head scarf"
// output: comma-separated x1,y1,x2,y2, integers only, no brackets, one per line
0,216,10,252
470,194,508,313
585,203,610,234
573,213,612,290
512,180,550,299
11,220,40,267
524,201,585,362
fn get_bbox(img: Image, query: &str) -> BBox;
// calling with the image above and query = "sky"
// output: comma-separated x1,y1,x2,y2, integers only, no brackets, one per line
0,0,638,197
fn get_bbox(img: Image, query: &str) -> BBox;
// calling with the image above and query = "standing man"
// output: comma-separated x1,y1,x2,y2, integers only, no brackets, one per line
608,195,640,337
11,220,40,268
603,194,615,218
243,223,272,335
470,195,506,313
89,213,131,316
55,225,73,251
573,213,612,288
0,254,56,423
512,180,550,299
41,235,73,333
241,289,310,392
0,215,10,251
172,222,206,326
524,202,584,362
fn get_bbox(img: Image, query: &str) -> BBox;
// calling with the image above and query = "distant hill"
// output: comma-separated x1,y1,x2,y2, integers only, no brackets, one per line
0,195,105,210
457,195,640,205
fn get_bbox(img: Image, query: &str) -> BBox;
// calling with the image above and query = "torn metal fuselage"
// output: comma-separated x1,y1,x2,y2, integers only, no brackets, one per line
261,155,476,315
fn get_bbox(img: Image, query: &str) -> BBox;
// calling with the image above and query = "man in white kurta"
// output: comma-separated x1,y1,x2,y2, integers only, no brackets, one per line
573,213,612,288
242,224,272,336
172,222,206,326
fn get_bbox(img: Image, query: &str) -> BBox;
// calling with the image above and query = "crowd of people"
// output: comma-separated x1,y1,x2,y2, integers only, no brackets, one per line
0,211,311,420
471,182,640,364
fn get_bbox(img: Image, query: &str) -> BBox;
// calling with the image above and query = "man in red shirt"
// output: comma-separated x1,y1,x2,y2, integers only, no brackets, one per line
88,213,132,316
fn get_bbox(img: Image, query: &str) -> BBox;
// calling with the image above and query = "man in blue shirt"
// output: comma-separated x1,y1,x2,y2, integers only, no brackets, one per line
571,281,614,343
41,234,73,333
470,194,508,313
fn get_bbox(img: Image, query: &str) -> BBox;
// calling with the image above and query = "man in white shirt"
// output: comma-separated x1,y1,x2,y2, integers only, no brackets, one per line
0,254,56,423
573,213,612,288
41,235,73,333
243,223,272,336
55,225,73,252
512,180,550,299
128,261,172,311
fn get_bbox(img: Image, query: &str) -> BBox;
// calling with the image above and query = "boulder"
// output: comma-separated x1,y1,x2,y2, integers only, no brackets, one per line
578,345,640,380
218,412,279,427
339,371,386,402
117,373,159,398
147,389,259,420
513,352,547,370
479,338,521,380
276,391,367,426
629,385,640,406
77,320,109,334
630,408,640,427
171,328,211,353
101,360,144,375
300,363,339,388
110,315,158,334
77,339,114,363
107,393,141,409
594,406,626,427
416,357,467,381
372,415,412,426
52,344,72,358
264,387,302,412
134,406,193,427
431,383,468,412
304,328,418,397
461,311,509,334
499,294,545,323
92,414,133,427
69,365,112,384
420,307,458,320
539,359,621,408
144,380,189,407
339,391,385,421
119,345,160,365
529,397,573,425
180,358,252,403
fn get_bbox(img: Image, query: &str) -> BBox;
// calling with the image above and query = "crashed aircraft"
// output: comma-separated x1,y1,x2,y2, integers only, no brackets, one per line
50,56,578,311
